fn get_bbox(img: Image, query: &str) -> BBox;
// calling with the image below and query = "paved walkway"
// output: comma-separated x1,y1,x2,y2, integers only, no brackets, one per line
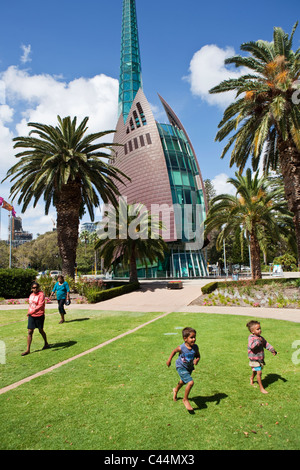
1,279,299,322
84,279,300,322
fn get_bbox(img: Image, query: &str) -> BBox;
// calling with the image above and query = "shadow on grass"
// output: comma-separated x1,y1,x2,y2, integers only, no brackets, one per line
66,318,90,323
191,392,228,411
263,373,288,389
48,340,77,351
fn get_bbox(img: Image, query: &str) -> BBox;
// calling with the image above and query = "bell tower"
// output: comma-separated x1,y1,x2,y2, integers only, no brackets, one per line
118,0,143,122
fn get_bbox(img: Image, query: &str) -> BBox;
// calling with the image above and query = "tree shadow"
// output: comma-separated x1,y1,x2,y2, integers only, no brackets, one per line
191,392,228,411
262,373,287,389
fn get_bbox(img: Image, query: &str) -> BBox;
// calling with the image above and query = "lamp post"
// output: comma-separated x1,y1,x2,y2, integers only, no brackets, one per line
223,238,227,278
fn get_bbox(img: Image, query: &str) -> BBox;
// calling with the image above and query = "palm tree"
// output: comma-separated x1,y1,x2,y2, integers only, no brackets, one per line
204,169,293,279
79,229,91,255
2,116,129,277
95,200,168,282
209,22,300,266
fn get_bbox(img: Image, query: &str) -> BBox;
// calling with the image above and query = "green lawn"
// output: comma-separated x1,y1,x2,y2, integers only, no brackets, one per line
0,308,299,450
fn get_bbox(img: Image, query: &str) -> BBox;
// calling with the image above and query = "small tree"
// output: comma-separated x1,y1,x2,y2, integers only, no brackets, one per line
2,116,129,277
95,201,168,283
205,169,293,279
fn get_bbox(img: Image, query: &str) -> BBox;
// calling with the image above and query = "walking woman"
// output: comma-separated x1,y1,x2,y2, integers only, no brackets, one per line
50,275,70,324
22,282,49,356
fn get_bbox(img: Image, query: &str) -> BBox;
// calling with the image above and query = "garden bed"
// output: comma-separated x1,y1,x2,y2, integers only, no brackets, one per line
0,293,88,306
167,280,183,289
0,283,140,306
190,278,300,308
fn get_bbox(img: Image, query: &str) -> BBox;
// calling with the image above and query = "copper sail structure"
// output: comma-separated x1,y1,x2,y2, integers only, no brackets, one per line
113,0,208,278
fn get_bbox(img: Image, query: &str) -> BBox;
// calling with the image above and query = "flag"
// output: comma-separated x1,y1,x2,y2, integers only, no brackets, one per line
0,197,16,216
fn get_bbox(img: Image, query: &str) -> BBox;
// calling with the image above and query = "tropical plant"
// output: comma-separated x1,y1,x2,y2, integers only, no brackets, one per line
94,199,168,283
2,116,129,277
209,22,300,266
79,229,91,256
204,169,293,279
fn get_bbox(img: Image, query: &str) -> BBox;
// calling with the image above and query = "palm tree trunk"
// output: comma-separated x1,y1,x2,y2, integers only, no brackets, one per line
129,243,138,283
250,229,262,280
278,138,300,269
56,181,82,278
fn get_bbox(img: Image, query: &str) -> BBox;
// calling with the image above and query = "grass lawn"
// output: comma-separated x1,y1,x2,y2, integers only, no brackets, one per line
0,308,299,450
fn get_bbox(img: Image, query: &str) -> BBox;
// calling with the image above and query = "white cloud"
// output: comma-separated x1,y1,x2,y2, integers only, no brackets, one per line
0,81,5,105
12,203,55,235
0,106,15,172
0,66,119,239
185,44,248,108
20,44,32,64
1,66,118,137
0,66,119,172
211,173,236,196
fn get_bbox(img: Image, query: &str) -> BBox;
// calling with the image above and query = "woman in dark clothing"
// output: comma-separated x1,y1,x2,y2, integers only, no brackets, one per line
50,275,70,323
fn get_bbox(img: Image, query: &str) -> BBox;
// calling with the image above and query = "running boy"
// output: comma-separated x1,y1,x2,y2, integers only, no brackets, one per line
166,327,200,411
246,320,277,394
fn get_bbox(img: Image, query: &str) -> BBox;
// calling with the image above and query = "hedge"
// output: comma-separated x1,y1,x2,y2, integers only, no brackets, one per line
0,268,38,299
201,277,300,295
85,282,140,303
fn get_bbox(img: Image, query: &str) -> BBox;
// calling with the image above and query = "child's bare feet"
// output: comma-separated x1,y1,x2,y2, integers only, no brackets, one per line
183,398,193,411
260,388,268,394
172,388,178,401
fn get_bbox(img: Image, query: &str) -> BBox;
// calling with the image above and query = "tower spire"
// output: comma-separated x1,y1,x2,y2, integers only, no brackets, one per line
118,0,143,122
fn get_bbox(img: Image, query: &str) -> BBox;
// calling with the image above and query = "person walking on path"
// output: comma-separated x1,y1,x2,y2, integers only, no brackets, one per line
22,282,49,356
166,327,200,412
247,320,277,394
50,275,70,324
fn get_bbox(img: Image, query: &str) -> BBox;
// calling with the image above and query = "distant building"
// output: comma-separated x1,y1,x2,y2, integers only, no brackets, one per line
80,222,97,234
112,0,208,278
9,216,33,247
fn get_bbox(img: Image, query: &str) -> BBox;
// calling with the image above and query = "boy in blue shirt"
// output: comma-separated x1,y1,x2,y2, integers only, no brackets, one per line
50,275,70,323
166,327,200,412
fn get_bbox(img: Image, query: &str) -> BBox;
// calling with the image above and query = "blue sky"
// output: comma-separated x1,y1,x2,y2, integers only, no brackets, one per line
0,0,299,240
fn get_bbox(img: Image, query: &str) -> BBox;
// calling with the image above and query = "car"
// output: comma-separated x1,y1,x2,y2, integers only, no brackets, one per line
50,270,61,278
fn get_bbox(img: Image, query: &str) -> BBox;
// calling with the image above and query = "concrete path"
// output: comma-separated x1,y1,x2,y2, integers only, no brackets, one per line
56,279,300,323
1,279,299,322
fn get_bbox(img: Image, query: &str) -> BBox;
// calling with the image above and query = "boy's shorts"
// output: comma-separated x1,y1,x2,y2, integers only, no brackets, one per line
27,315,45,330
176,367,193,384
249,360,264,371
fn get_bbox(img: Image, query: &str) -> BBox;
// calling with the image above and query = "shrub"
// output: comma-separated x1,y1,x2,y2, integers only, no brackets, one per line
85,282,140,303
38,275,55,297
273,254,297,271
0,268,38,299
201,282,219,295
200,277,300,296
75,277,104,296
